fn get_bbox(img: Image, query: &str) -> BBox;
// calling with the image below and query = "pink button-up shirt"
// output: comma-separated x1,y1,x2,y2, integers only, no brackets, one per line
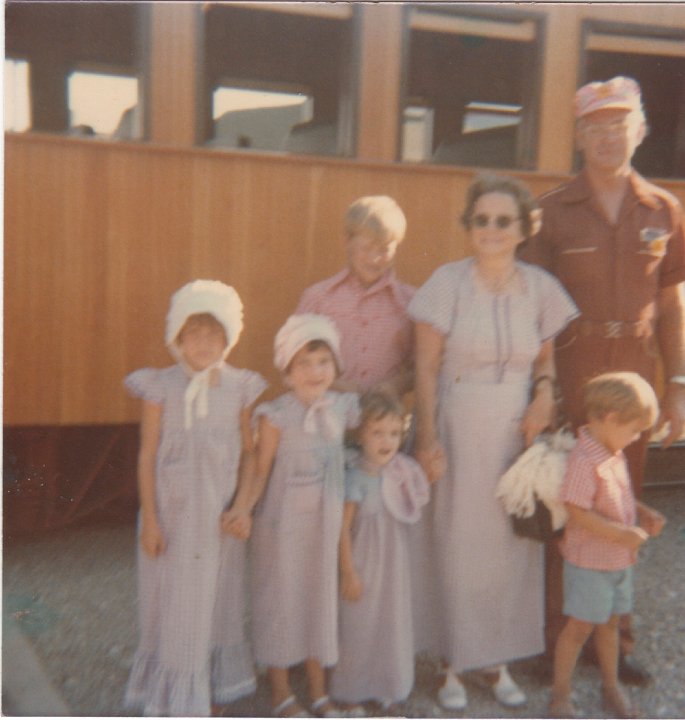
560,426,638,571
296,268,415,392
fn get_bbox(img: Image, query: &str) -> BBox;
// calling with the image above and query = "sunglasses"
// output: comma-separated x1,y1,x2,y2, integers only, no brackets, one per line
471,214,521,230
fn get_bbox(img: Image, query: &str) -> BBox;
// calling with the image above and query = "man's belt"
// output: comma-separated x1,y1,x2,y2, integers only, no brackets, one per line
576,319,653,339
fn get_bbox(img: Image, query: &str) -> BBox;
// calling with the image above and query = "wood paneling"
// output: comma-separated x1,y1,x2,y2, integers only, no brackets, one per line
5,133,685,425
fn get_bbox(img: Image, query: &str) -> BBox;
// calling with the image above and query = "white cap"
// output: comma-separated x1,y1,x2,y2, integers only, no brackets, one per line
274,313,343,372
166,280,243,361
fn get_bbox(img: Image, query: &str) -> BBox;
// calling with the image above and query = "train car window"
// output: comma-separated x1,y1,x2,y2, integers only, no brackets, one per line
403,5,543,169
203,4,354,156
5,2,142,139
68,71,139,139
209,85,313,151
5,59,31,132
582,22,685,179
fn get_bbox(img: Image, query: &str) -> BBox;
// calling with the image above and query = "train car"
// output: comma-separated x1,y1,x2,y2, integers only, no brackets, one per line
4,1,685,533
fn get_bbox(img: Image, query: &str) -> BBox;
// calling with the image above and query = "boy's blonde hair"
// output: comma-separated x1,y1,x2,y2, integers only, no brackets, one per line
344,195,407,245
583,371,658,429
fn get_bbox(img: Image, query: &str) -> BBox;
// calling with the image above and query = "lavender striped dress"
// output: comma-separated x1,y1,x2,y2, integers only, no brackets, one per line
123,363,266,717
331,453,426,705
250,391,360,668
408,259,578,673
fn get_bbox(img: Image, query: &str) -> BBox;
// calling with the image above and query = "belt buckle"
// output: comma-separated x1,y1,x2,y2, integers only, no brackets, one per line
604,321,623,339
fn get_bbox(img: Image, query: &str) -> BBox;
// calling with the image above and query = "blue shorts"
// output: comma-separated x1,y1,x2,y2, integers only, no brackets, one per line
563,561,633,624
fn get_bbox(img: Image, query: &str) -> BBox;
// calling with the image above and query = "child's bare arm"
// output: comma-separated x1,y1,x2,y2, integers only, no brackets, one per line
245,415,281,512
222,405,258,540
565,502,649,551
138,400,166,558
636,500,666,537
339,502,362,601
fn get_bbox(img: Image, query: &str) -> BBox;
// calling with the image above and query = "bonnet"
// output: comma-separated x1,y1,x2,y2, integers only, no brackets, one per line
166,279,243,360
273,313,343,372
166,279,244,429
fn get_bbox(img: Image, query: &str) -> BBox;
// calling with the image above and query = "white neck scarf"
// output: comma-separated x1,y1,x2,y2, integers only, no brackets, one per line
182,360,224,430
303,395,340,440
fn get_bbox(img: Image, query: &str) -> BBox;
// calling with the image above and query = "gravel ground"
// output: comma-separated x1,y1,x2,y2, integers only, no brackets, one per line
3,484,684,718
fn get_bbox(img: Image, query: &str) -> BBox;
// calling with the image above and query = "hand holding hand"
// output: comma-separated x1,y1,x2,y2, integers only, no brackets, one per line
141,519,166,558
221,509,253,540
414,441,446,484
341,570,363,602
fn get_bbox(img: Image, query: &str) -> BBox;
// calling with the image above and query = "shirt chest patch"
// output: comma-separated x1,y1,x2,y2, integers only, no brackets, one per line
638,227,669,257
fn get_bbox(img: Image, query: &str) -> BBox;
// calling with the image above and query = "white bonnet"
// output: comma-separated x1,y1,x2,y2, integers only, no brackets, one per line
166,280,244,360
274,313,343,372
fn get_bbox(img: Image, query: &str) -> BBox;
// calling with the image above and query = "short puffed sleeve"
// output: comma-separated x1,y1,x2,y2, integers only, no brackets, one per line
344,468,369,504
124,368,166,404
239,369,268,409
408,262,465,335
531,265,580,341
254,397,287,430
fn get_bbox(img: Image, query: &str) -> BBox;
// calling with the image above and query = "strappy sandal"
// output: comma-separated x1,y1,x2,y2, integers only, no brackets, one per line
273,695,311,718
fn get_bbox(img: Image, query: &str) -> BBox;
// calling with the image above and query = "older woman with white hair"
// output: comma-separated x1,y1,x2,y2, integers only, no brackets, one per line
410,175,579,711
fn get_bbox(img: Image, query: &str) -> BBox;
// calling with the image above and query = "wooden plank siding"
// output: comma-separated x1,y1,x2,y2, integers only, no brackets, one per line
5,132,685,425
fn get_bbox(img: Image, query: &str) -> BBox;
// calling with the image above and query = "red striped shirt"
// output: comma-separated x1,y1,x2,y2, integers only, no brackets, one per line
296,268,415,392
560,426,637,570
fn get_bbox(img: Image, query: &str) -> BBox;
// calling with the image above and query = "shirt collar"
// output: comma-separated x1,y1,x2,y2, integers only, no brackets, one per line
334,266,406,304
562,169,662,211
577,425,624,468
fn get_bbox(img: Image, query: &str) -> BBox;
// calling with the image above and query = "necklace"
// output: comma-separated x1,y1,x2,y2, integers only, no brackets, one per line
476,263,519,294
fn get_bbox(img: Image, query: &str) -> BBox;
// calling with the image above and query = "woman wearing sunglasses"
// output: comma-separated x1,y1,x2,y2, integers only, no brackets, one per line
408,174,579,710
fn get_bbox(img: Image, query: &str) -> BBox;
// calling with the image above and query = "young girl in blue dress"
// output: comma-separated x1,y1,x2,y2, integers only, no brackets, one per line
237,314,360,718
332,392,430,714
124,280,266,716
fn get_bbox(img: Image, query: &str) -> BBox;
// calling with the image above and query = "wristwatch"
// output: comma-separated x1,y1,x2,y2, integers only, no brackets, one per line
669,375,685,386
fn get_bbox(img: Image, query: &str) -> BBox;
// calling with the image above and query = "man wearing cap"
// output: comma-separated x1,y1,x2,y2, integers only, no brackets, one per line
523,76,685,685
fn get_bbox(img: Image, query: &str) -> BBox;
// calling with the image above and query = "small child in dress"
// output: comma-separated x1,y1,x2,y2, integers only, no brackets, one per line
240,314,361,718
332,392,430,714
123,280,267,717
549,372,666,719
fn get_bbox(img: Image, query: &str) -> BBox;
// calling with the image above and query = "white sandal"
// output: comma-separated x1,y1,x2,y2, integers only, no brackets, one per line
311,695,365,718
273,695,312,718
493,666,527,708
437,670,468,710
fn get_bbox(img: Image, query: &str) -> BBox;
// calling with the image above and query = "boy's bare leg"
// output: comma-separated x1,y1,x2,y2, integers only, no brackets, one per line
549,617,594,717
595,616,636,718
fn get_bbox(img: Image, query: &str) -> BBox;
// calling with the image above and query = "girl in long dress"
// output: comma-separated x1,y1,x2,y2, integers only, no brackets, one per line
410,175,579,711
124,280,266,716
332,392,429,714
241,314,360,718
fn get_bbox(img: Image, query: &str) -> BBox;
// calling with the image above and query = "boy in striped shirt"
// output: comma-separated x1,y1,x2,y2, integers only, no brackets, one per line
550,372,665,719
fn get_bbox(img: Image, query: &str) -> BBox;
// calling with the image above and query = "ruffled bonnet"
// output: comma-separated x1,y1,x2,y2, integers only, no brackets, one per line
165,280,244,429
166,279,243,361
273,313,343,372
